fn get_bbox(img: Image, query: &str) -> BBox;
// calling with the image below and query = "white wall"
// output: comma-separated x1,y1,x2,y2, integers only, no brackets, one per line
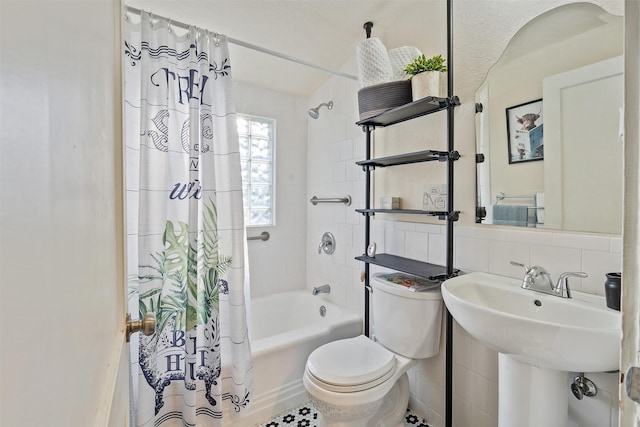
233,81,309,298
305,1,624,426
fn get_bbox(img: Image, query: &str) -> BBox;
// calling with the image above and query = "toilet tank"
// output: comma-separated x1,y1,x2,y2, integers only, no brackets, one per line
371,273,443,359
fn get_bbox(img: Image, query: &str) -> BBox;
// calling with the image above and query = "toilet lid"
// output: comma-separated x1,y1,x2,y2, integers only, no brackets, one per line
306,335,396,390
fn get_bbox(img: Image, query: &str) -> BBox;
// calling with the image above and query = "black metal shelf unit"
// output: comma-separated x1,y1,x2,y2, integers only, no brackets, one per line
356,95,459,332
355,2,456,427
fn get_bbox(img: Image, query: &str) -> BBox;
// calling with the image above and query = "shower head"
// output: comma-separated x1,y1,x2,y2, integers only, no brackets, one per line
308,101,333,119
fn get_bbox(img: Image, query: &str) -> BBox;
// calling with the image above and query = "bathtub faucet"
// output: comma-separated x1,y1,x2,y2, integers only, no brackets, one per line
312,284,331,296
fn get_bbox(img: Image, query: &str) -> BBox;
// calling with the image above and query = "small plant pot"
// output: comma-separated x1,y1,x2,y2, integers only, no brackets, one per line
411,71,445,100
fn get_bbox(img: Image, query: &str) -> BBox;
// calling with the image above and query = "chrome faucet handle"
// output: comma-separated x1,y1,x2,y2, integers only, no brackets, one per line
511,261,534,288
510,261,531,274
555,272,588,298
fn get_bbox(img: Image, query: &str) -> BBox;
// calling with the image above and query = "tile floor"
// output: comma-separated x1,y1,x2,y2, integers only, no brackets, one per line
257,402,429,427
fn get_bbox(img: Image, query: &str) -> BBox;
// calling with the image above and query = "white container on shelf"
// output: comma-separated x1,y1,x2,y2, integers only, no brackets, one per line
380,196,400,209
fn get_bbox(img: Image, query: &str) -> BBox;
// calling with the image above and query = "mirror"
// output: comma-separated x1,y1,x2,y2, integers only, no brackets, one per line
475,3,623,234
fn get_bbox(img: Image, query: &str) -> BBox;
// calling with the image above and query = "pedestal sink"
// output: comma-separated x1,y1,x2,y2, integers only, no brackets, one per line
441,272,621,427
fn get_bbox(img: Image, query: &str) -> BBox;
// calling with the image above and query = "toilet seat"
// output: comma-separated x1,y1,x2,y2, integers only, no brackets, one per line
305,335,396,392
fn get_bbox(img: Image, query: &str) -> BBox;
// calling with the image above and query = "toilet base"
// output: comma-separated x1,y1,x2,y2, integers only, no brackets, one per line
310,396,382,427
308,373,411,427
371,372,410,427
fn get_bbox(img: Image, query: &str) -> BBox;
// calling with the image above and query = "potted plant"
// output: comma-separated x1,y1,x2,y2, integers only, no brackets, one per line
404,54,448,100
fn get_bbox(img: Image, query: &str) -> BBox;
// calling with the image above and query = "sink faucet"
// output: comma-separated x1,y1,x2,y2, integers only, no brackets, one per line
312,284,331,295
511,261,553,292
511,261,587,298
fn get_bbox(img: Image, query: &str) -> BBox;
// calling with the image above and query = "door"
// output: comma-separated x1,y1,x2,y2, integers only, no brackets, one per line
621,0,640,423
543,55,624,234
0,1,129,426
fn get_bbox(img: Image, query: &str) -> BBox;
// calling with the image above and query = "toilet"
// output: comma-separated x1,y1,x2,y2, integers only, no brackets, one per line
303,273,443,427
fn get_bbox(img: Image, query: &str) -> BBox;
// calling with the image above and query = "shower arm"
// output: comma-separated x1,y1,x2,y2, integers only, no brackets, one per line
363,21,373,39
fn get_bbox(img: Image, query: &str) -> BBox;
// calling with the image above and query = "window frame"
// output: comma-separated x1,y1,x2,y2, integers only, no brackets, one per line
237,113,276,228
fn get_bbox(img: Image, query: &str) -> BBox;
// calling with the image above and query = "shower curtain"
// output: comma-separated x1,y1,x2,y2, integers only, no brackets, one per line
124,11,252,426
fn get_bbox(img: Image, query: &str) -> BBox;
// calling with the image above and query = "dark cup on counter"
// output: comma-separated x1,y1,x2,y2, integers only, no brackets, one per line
605,272,621,311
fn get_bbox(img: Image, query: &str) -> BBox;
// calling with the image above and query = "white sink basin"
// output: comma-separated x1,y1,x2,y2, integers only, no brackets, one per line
442,272,621,373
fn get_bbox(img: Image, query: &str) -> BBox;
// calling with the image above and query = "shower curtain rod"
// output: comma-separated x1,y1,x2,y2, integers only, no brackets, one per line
125,6,358,81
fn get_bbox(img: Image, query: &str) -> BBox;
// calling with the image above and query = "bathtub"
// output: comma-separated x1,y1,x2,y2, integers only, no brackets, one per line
226,290,362,426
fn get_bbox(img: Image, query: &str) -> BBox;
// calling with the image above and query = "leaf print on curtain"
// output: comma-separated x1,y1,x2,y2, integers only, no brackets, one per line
124,10,252,426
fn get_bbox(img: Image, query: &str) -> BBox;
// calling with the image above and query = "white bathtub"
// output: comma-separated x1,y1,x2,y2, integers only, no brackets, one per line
227,290,362,426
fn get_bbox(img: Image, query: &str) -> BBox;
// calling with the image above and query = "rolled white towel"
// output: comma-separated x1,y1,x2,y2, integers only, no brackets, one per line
388,46,422,81
356,37,393,88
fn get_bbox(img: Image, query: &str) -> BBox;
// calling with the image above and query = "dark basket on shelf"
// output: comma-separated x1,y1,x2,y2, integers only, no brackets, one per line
357,80,412,121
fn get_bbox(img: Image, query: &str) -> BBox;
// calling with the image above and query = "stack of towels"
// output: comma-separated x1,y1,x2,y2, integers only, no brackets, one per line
356,37,422,87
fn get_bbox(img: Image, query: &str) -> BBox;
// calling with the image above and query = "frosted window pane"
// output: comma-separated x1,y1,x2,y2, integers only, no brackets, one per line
251,121,270,137
239,136,250,157
250,185,271,208
242,185,250,208
237,114,275,226
250,209,271,225
251,138,270,160
240,162,249,185
237,117,249,135
250,162,271,184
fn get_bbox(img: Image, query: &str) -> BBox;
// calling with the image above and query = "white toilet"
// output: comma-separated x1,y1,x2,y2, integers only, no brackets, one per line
303,273,443,427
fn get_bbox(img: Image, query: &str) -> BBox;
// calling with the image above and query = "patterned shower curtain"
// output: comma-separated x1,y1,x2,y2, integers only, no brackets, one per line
124,10,252,426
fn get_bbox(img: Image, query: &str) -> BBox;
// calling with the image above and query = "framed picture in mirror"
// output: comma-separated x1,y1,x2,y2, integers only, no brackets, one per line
506,99,544,163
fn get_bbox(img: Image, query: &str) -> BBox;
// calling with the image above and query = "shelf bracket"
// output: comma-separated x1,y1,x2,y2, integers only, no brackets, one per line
439,211,459,221
430,271,459,281
447,95,461,107
438,151,459,162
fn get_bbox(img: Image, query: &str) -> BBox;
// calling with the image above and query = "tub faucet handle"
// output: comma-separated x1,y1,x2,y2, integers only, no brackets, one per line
318,232,335,255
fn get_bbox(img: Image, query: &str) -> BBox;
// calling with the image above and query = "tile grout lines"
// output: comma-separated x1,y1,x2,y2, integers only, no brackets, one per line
256,402,430,427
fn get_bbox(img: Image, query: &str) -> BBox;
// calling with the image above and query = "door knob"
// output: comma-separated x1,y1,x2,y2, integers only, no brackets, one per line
126,312,156,342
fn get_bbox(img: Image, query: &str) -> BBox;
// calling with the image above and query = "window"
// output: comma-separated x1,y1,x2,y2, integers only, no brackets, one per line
237,114,275,226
